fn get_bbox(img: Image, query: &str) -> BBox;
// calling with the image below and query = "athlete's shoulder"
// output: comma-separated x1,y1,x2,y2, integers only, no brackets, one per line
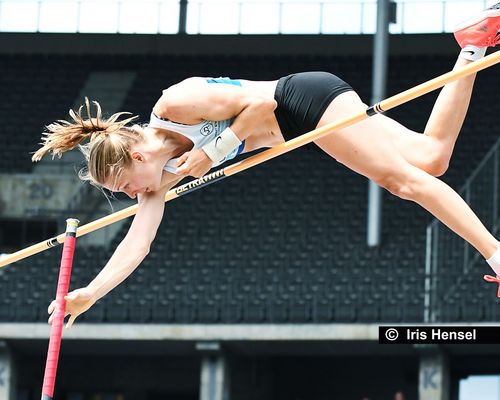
164,76,208,92
153,78,207,122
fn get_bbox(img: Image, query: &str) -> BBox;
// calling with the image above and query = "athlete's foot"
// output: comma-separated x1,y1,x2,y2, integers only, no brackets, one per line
454,2,500,48
484,274,500,297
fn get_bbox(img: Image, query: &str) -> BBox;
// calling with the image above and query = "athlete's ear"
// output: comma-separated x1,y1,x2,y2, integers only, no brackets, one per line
131,151,145,162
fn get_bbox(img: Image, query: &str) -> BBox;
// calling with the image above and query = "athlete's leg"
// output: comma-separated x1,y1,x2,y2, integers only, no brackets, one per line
314,91,499,259
421,57,476,171
379,5,500,176
374,56,477,177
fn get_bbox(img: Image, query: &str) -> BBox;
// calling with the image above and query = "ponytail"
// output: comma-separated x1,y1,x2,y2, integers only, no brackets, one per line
32,97,138,162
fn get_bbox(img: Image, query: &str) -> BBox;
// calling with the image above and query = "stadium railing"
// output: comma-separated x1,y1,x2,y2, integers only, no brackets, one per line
425,136,500,322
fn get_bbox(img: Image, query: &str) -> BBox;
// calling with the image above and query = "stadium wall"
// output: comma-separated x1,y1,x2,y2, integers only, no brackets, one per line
0,32,457,56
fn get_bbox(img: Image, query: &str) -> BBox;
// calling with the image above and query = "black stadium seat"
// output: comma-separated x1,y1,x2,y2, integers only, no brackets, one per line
1,53,498,324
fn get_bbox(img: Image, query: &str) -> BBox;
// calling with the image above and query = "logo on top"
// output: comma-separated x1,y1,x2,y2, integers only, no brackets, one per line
200,122,215,136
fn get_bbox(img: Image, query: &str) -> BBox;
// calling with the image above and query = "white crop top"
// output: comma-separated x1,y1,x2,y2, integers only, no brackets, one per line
148,77,246,175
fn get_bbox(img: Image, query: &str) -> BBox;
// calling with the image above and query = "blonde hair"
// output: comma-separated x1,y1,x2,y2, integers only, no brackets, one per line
32,98,142,187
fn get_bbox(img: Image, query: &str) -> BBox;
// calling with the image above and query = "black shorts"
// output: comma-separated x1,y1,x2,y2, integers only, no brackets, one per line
273,71,354,141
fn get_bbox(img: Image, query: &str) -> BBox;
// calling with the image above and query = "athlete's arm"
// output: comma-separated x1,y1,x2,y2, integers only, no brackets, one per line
86,184,170,298
153,77,277,142
86,170,185,300
48,175,183,327
154,78,277,177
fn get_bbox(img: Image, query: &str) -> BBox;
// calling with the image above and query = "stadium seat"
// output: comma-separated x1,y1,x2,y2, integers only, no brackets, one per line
2,53,498,325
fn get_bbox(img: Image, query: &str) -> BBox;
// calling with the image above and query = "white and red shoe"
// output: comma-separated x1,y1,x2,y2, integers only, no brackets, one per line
484,274,500,298
454,2,500,48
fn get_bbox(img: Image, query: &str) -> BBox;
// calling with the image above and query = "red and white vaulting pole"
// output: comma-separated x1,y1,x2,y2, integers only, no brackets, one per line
40,218,79,400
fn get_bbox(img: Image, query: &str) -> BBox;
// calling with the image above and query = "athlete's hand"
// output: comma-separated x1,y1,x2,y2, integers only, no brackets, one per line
48,287,97,329
175,149,213,178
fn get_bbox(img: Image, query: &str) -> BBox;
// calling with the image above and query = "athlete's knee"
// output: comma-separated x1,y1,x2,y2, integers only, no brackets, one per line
427,158,449,177
422,137,450,177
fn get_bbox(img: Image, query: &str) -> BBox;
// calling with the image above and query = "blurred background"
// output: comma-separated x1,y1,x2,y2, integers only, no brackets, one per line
0,0,499,399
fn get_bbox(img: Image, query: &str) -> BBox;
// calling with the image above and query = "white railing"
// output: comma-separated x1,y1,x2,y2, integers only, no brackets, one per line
425,137,500,322
0,0,490,35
